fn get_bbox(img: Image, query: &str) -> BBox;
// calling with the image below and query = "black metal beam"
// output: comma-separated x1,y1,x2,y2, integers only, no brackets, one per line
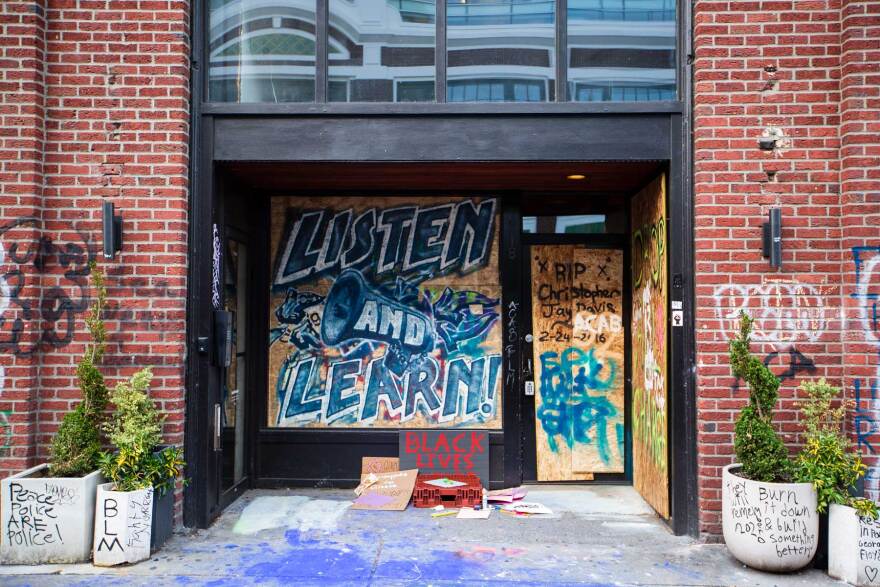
500,198,522,487
201,101,684,116
435,0,446,103
213,115,671,162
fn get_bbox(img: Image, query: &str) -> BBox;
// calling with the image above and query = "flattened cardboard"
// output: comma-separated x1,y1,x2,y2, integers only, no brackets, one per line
351,469,418,511
361,457,399,478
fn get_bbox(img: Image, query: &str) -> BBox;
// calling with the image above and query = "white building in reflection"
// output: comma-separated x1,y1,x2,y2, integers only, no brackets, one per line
209,0,675,103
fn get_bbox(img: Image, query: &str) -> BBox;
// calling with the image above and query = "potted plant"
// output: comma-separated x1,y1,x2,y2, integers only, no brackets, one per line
93,367,184,566
0,265,109,564
721,313,819,572
791,378,880,585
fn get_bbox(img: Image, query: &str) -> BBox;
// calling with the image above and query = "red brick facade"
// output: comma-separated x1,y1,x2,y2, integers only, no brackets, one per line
1,0,878,537
0,0,189,516
694,0,880,535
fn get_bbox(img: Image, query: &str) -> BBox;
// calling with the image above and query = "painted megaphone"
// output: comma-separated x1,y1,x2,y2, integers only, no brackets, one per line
321,269,435,374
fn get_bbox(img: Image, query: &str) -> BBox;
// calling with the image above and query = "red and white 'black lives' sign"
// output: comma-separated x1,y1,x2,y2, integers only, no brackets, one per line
399,430,489,486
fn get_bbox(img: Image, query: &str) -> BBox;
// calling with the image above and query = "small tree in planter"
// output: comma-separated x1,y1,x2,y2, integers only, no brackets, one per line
93,367,184,566
793,378,879,585
721,313,819,572
1,265,108,564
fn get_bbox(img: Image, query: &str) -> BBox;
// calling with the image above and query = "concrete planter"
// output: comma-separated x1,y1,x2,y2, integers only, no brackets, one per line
828,503,880,586
0,464,103,564
722,463,818,572
93,483,154,566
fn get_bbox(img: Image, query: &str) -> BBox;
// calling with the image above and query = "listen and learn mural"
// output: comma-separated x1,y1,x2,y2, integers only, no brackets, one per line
631,175,669,518
268,196,502,429
530,245,625,481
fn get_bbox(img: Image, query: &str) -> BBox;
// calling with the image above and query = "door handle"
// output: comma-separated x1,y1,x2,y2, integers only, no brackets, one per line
213,403,221,451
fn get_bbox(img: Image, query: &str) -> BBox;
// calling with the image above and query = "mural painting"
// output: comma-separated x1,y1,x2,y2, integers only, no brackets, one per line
531,245,625,480
268,196,502,429
630,175,669,518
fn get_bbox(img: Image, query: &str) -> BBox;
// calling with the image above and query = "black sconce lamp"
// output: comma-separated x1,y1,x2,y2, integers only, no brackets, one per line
762,208,782,268
102,201,123,259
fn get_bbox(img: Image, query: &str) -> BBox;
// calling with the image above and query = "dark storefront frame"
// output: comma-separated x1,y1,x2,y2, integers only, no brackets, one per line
185,0,696,536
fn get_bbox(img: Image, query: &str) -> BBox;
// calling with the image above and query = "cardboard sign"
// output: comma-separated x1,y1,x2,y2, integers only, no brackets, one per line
351,469,418,511
399,430,490,486
361,457,399,478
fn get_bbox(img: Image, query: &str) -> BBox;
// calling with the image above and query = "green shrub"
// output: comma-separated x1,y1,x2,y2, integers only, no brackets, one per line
98,367,184,495
730,312,791,482
794,378,878,518
48,264,109,477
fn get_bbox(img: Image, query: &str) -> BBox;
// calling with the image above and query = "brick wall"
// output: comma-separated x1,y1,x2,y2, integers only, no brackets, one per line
841,0,880,505
0,0,190,519
694,0,880,535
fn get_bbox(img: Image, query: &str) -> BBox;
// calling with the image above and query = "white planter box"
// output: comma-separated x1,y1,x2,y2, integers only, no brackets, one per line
722,463,819,572
0,464,103,564
829,503,880,586
93,483,154,566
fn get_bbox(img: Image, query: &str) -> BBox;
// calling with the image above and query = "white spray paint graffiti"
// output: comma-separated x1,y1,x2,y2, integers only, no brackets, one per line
851,247,880,499
233,496,352,535
713,282,828,349
211,224,221,310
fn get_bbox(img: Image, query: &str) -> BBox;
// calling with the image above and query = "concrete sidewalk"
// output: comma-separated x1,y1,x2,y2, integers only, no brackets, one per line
0,486,843,586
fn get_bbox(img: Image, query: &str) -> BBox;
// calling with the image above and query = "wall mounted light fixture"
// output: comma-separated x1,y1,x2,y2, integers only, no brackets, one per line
102,201,123,259
761,208,782,268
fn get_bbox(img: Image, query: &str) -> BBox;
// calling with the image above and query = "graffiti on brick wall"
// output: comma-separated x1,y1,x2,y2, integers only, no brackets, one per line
851,247,880,499
713,282,828,350
730,346,817,392
268,197,502,428
0,217,93,357
0,363,8,458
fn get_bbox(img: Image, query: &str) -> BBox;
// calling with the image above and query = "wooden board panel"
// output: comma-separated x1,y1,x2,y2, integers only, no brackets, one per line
267,196,502,429
630,175,670,518
531,244,577,481
531,245,624,480
570,248,625,474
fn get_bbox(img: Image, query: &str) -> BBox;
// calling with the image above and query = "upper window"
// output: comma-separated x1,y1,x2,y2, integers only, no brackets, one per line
567,0,676,102
447,0,556,103
207,0,676,103
329,0,436,102
209,0,317,103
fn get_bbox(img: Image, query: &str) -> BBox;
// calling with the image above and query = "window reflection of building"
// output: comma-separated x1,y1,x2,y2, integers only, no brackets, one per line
209,0,318,103
568,0,676,102
207,0,676,103
329,0,436,102
447,0,556,102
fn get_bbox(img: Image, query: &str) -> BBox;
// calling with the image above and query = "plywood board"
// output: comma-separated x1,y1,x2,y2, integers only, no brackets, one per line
532,244,576,481
630,175,670,518
531,245,624,480
267,196,502,429
570,248,625,474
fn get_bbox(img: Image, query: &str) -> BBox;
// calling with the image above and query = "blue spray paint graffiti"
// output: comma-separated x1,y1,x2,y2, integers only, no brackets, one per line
269,198,501,428
852,247,880,489
537,347,623,464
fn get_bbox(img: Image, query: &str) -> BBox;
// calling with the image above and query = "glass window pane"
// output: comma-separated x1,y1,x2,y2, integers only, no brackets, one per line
329,0,436,102
209,0,317,103
447,0,555,103
567,0,676,102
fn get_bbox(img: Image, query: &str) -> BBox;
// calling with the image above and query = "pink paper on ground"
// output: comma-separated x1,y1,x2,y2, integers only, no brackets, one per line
487,488,528,503
354,493,395,507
